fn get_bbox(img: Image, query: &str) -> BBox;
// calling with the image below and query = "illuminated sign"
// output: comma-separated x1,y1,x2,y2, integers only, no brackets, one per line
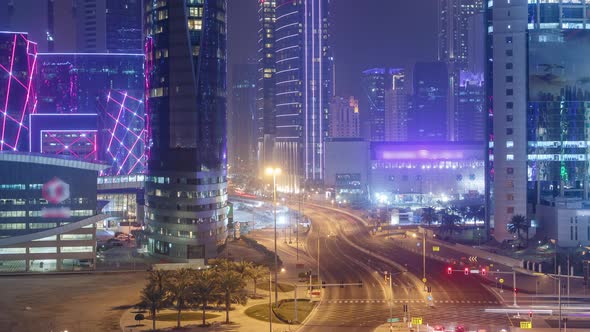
41,177,71,219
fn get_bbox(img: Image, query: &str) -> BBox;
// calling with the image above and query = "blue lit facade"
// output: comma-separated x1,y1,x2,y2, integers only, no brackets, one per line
274,0,333,192
361,68,390,142
488,0,590,241
409,62,449,142
144,0,228,261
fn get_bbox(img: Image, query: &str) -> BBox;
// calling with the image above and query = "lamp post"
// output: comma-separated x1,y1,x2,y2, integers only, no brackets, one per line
266,167,281,305
268,267,285,332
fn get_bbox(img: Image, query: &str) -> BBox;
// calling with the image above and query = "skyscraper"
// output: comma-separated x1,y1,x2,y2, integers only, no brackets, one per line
272,0,333,191
384,69,407,142
456,71,485,142
488,0,590,242
144,0,228,261
361,68,388,142
230,63,257,170
256,0,276,175
0,0,77,52
438,0,484,141
329,96,360,139
408,62,448,142
77,0,143,53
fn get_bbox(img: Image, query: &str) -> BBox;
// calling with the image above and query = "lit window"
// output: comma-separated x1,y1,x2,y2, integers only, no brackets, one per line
507,154,514,161
60,246,94,253
29,247,57,254
188,19,202,31
0,248,26,254
506,141,514,148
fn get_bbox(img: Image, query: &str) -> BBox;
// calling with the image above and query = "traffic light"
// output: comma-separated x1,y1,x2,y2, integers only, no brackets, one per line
514,288,518,294
481,268,487,276
427,286,432,293
447,267,452,275
340,280,344,288
322,281,326,289
529,311,533,319
464,267,469,275
402,304,408,312
358,280,363,288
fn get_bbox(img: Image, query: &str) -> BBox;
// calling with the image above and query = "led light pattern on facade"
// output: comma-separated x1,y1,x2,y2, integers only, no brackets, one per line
102,89,145,176
0,33,38,152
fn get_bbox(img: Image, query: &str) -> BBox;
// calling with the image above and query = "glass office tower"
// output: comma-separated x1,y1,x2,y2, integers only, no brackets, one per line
144,0,228,261
273,0,333,191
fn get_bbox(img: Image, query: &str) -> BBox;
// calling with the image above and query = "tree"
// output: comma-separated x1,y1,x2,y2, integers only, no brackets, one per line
148,269,168,292
248,265,268,296
420,207,438,225
140,283,167,332
439,211,461,235
507,214,530,247
166,268,193,329
192,269,221,326
215,261,248,324
234,260,254,282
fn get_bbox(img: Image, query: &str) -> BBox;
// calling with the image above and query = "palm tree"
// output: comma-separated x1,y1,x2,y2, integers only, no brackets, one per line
166,268,193,329
148,269,168,292
248,265,268,296
420,207,437,225
216,262,248,324
234,260,254,282
507,214,530,247
439,210,461,235
192,269,221,326
140,283,167,332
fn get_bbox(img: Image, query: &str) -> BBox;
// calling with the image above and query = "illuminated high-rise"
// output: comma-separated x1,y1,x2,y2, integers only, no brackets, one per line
257,0,276,175
488,0,590,244
272,0,333,191
144,0,228,261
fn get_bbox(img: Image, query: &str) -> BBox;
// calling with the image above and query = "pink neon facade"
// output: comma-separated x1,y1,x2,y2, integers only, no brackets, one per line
0,32,38,151
102,89,145,176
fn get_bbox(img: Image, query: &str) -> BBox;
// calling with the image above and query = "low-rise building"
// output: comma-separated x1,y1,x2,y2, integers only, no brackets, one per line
0,152,108,272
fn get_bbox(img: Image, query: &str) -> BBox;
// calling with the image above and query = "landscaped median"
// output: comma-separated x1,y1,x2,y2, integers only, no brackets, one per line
244,299,316,324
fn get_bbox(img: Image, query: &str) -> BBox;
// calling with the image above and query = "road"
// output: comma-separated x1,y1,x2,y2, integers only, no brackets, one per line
300,204,512,332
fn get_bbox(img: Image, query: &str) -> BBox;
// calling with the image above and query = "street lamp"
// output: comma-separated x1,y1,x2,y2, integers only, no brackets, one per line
266,167,281,306
268,267,286,332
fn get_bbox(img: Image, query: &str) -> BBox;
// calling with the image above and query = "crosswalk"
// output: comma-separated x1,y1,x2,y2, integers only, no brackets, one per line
324,299,500,305
308,299,510,330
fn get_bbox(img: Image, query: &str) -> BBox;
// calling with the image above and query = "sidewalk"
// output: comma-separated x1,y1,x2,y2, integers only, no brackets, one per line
120,228,318,332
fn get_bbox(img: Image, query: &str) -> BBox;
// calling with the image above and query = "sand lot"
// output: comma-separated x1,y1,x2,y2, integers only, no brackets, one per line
0,272,146,332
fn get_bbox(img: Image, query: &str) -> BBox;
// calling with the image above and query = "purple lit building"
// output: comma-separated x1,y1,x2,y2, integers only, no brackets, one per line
34,53,145,175
325,140,485,205
29,113,98,161
0,31,37,152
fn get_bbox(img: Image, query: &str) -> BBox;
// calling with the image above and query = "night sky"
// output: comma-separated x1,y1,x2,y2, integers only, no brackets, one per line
227,0,438,98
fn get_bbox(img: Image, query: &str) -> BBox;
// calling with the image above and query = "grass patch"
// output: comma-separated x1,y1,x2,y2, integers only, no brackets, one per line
244,303,283,323
275,299,316,324
244,299,316,324
256,281,295,292
149,311,220,322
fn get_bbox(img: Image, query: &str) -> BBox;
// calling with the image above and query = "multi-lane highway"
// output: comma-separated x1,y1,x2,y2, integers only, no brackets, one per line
300,204,511,332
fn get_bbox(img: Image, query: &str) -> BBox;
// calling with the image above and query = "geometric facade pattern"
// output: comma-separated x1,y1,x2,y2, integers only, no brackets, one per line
0,32,38,151
102,89,145,176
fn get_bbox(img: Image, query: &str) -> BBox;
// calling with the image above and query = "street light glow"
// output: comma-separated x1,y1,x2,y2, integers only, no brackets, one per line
265,167,282,176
